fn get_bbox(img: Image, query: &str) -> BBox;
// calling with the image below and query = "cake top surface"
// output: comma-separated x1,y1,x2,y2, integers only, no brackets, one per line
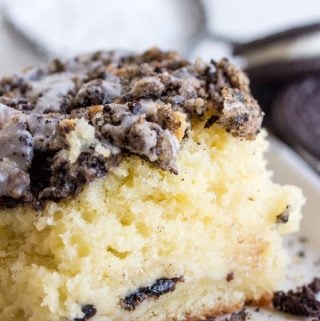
0,48,263,209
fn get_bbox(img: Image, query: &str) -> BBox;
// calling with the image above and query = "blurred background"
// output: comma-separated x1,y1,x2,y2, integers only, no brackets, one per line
1,0,320,73
1,0,320,173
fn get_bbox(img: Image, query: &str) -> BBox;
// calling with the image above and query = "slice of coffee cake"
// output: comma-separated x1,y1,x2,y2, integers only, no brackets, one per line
0,49,304,321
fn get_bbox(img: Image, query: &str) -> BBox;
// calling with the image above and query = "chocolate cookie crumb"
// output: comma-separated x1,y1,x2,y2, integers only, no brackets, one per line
217,87,263,140
276,206,290,224
223,309,249,321
204,115,219,129
309,278,320,293
120,277,183,311
273,278,320,318
74,304,97,321
226,272,234,282
299,236,308,243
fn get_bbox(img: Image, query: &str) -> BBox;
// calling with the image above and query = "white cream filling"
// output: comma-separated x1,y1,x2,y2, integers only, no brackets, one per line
243,31,320,66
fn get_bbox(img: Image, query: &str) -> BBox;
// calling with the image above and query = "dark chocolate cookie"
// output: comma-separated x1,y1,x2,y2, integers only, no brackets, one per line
272,76,320,161
246,59,320,125
246,58,320,83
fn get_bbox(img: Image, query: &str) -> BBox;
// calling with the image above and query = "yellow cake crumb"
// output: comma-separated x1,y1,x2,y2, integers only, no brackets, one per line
0,121,304,321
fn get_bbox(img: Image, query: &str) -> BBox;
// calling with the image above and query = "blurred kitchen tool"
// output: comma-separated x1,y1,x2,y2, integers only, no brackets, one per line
2,0,205,58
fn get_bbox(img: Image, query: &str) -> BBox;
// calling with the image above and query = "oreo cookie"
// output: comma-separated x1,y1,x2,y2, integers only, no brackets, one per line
246,58,320,126
247,58,320,83
272,76,320,162
234,23,320,85
233,23,320,169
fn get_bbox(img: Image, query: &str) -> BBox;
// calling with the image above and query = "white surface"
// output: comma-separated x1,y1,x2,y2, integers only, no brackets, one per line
190,38,233,62
202,0,320,41
0,9,44,75
2,0,204,57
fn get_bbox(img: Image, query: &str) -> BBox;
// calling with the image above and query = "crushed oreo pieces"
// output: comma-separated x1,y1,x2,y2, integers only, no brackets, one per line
273,278,320,319
120,277,183,311
73,304,97,321
204,114,219,129
0,48,263,209
226,272,234,282
276,205,290,224
221,309,250,321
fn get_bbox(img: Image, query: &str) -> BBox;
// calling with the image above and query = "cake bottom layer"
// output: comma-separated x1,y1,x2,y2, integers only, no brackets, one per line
0,123,304,321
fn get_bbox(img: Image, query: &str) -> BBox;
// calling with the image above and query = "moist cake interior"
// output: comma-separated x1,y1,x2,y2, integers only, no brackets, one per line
0,48,304,321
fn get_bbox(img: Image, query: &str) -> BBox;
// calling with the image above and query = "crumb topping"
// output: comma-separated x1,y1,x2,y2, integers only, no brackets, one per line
0,48,263,208
273,278,320,319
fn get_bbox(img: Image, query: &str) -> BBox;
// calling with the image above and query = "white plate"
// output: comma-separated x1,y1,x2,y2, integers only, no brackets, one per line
240,135,320,320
